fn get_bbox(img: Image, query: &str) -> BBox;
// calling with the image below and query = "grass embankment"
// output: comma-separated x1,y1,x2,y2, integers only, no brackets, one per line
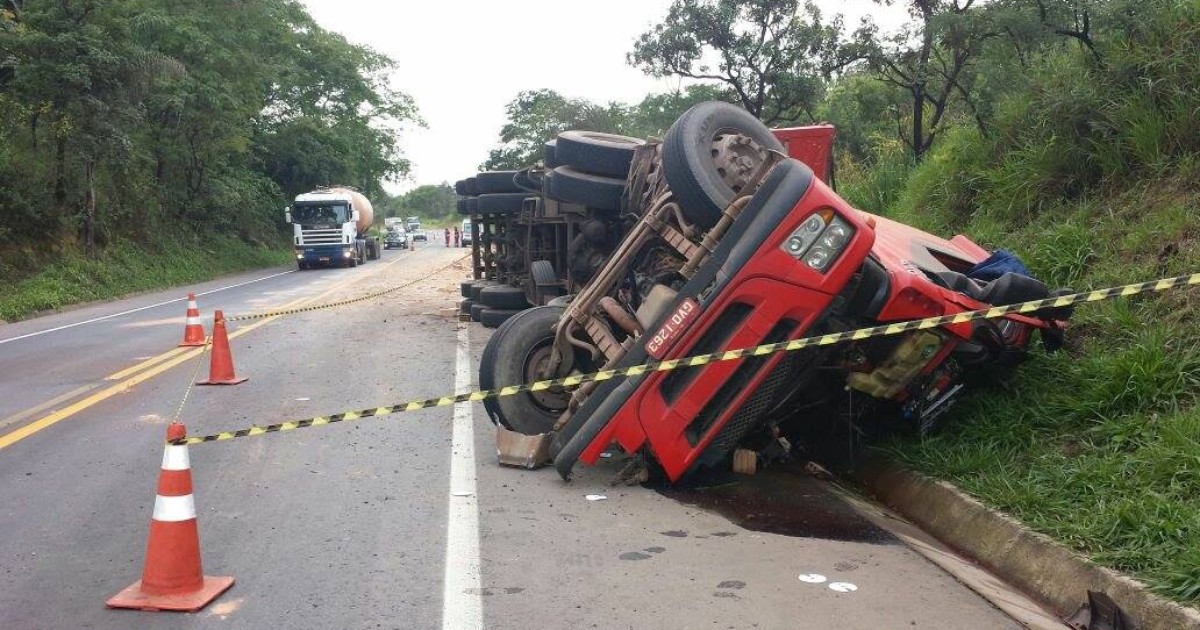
0,235,292,322
839,4,1200,602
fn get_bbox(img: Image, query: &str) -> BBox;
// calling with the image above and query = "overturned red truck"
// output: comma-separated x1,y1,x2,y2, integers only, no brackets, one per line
476,102,1070,483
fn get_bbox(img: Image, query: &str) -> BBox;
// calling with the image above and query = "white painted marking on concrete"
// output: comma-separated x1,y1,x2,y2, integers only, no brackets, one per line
152,494,196,522
0,269,295,345
828,582,858,593
442,323,482,630
798,573,828,583
161,445,191,471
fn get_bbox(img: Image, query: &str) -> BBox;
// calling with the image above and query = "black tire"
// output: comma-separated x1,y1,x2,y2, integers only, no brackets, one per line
466,197,479,214
543,139,559,168
470,302,487,322
476,192,527,215
662,101,784,229
477,306,587,435
556,130,644,178
460,280,476,298
456,197,470,215
298,262,309,270
454,179,470,195
474,171,522,194
464,177,479,195
479,307,522,328
469,280,499,300
530,259,557,287
480,285,530,309
459,298,474,315
546,166,624,211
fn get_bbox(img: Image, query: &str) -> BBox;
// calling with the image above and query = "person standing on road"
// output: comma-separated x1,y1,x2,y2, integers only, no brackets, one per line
453,226,461,247
444,228,450,247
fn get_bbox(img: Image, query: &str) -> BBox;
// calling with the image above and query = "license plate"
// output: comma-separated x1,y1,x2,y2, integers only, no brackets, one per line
646,298,700,359
318,257,330,262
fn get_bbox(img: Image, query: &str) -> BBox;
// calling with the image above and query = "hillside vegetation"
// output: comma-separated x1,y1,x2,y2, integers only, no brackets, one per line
835,3,1200,604
0,0,415,320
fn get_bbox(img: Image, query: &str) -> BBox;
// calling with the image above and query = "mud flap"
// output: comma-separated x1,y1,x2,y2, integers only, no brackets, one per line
495,425,553,469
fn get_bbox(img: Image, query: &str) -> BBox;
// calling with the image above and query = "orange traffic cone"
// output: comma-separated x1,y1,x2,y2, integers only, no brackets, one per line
195,310,247,386
178,293,206,347
106,422,234,612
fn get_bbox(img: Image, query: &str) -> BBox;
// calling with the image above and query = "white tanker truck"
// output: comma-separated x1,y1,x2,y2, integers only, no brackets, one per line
285,187,380,269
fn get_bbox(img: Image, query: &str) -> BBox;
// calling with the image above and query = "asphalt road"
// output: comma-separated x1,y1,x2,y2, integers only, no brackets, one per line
0,243,1030,629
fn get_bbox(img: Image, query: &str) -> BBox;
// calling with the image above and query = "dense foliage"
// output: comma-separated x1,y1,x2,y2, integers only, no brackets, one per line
0,0,416,267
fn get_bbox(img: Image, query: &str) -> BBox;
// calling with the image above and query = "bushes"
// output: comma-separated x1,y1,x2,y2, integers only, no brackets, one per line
0,235,292,322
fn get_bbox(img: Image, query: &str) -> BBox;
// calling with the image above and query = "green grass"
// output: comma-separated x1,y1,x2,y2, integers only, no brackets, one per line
0,235,293,322
871,164,1200,604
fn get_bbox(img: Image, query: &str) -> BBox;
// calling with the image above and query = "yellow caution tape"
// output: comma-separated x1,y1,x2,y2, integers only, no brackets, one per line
224,255,469,322
173,272,1200,446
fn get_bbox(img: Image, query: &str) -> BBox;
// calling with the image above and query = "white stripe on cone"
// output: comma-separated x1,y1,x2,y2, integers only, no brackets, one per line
152,494,197,522
161,444,191,471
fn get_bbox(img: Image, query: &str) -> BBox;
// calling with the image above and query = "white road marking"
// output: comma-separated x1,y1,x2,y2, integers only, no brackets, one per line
798,573,828,583
442,324,483,630
828,582,859,593
0,269,295,345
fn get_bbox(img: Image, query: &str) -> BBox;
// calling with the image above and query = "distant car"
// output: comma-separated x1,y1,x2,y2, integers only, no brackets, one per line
461,219,472,247
411,228,427,242
384,229,408,249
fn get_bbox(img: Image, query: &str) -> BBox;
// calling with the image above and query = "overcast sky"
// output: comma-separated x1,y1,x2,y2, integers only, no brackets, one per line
298,1,909,194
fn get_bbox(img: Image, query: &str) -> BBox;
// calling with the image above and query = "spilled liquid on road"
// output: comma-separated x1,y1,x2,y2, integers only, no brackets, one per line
658,463,897,544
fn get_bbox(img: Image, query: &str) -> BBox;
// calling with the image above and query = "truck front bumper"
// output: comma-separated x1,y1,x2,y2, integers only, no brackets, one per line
297,245,354,266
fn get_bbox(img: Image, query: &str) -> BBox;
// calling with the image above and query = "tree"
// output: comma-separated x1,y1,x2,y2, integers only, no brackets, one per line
481,89,629,171
385,183,456,221
629,0,847,125
0,0,418,258
858,0,1002,160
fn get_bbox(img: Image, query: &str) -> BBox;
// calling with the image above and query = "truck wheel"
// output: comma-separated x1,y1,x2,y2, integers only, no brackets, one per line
477,306,587,435
459,298,474,315
662,101,784,229
479,307,522,328
457,197,472,215
530,260,557,287
555,130,644,178
474,171,522,194
468,280,500,301
476,193,527,215
460,280,476,298
480,285,530,309
454,179,471,195
470,302,487,322
546,166,624,212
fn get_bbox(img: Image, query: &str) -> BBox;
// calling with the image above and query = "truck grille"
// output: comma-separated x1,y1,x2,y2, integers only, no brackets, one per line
302,229,344,245
684,319,798,447
660,303,752,404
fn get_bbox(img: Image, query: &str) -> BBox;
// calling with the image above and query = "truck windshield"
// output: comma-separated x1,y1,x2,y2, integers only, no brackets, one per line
292,204,348,225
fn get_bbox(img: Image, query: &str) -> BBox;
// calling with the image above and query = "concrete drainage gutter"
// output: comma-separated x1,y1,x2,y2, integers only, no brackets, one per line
859,460,1200,630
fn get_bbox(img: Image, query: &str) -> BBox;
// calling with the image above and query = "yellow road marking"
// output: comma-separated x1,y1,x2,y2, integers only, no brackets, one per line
0,258,413,451
106,346,191,381
0,384,100,432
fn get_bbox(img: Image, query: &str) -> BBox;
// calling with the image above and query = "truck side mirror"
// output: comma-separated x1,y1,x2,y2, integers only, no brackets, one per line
284,209,292,223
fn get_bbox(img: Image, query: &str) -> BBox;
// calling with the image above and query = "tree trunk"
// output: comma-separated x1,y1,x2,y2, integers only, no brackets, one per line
84,158,96,258
54,136,67,209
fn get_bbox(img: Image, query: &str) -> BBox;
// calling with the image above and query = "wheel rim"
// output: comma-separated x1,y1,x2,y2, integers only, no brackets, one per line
522,343,572,413
710,131,768,194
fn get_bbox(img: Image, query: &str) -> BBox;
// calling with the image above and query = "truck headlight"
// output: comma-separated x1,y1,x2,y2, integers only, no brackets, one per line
343,250,352,258
780,210,855,272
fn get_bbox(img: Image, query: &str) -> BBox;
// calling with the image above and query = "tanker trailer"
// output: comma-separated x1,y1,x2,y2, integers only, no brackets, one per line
285,187,380,269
